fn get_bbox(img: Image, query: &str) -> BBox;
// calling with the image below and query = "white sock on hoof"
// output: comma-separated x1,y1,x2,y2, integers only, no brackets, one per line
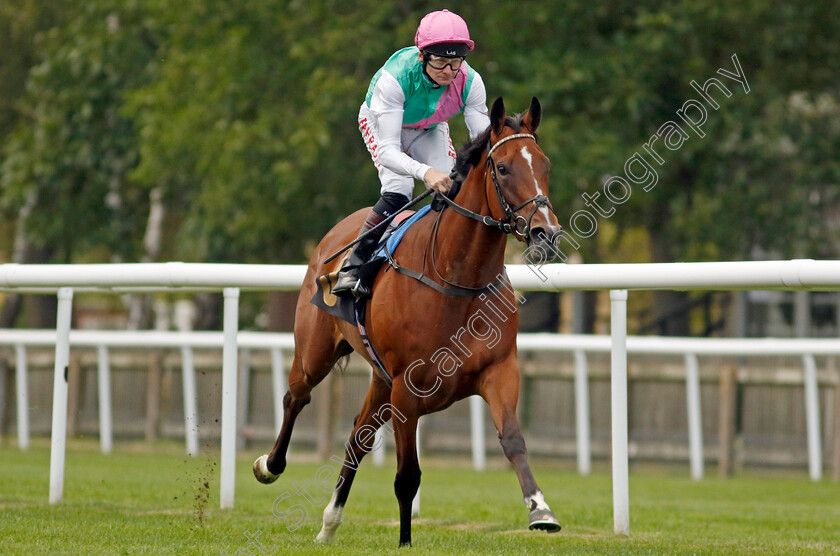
525,490,551,512
254,455,278,483
315,492,343,543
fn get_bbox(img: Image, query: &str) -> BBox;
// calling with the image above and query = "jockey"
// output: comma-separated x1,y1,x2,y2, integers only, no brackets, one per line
332,9,491,298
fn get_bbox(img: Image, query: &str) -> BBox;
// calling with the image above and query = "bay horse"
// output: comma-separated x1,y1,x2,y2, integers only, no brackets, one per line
254,97,563,546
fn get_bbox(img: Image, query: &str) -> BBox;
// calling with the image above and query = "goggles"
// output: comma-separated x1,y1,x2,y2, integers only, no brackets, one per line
424,53,464,71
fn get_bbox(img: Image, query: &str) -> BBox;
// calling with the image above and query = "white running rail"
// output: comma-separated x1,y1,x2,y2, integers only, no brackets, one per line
2,259,840,531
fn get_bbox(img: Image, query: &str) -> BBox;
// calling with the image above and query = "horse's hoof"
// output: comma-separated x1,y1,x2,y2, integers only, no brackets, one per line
253,455,280,484
528,508,562,533
313,532,333,544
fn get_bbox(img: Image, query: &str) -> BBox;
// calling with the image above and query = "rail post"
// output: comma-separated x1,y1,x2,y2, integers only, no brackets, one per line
49,287,74,504
610,289,630,535
574,349,591,475
180,346,199,456
220,287,240,509
470,395,486,471
15,344,29,451
802,354,822,481
685,353,704,480
270,347,286,437
97,345,113,455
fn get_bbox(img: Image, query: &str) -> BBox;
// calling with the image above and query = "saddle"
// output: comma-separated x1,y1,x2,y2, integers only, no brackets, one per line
310,206,432,324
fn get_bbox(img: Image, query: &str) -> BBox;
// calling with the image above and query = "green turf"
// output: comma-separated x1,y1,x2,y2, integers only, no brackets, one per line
1,438,838,555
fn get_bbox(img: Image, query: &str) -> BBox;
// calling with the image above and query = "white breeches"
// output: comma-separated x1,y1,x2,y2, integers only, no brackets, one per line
358,104,456,197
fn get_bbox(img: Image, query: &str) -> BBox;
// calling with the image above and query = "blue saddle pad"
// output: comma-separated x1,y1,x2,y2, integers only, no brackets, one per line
373,205,432,260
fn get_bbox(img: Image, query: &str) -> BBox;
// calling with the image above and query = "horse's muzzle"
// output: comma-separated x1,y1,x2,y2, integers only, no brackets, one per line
527,225,563,260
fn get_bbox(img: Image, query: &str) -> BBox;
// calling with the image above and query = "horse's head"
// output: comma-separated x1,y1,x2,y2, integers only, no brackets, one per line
454,97,562,253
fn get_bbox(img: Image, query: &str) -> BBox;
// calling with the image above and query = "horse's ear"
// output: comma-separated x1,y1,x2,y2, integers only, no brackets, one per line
490,96,506,135
522,96,541,134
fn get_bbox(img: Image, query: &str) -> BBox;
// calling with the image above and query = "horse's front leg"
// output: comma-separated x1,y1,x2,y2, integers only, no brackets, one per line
481,359,561,532
391,387,421,547
315,374,392,543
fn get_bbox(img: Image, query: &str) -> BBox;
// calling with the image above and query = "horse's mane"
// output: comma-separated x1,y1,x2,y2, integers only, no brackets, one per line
454,113,538,177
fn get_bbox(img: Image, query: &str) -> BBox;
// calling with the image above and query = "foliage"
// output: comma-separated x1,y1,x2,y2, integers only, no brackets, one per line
123,0,414,262
1,1,157,262
469,1,840,261
0,2,60,142
2,1,840,266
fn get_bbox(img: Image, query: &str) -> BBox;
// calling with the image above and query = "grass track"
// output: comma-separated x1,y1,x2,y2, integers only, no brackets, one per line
1,438,838,555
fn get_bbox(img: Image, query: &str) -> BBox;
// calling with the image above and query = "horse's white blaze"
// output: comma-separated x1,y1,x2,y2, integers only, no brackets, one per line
525,490,551,511
520,146,553,225
520,145,533,165
315,492,343,543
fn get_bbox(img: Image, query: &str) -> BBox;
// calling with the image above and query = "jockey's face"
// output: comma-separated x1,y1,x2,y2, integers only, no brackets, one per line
419,51,458,86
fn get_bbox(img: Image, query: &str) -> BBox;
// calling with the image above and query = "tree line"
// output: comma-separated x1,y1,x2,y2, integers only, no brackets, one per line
2,1,839,330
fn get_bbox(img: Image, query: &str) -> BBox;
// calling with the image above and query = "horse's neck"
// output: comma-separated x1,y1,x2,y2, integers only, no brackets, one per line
431,174,507,287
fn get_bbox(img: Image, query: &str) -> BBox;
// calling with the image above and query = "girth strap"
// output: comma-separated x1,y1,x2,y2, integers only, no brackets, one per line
382,243,504,296
354,301,392,388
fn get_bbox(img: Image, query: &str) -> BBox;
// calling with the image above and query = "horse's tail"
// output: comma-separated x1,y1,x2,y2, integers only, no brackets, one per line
328,339,354,377
334,349,351,375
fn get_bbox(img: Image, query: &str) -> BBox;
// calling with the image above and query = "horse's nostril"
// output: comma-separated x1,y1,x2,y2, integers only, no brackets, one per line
529,227,547,244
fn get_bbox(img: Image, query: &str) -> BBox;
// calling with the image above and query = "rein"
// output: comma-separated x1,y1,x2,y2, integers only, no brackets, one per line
385,132,552,296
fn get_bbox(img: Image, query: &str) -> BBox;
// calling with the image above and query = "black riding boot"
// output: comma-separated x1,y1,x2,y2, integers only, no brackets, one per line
332,209,388,299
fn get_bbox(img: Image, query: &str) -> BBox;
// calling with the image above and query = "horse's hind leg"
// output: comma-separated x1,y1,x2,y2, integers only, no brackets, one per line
254,332,350,483
481,359,562,532
315,375,393,543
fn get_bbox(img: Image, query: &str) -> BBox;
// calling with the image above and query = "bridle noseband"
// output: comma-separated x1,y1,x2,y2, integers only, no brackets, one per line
382,131,556,297
439,132,553,240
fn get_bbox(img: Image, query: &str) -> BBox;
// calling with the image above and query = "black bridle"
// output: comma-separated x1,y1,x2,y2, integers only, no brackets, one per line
438,132,553,241
380,132,556,296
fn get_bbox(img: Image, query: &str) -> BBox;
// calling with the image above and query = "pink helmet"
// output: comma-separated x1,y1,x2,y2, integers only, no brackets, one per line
414,9,474,54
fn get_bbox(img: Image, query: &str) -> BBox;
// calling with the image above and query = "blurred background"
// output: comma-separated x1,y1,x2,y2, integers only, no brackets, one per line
2,0,840,333
1,1,839,472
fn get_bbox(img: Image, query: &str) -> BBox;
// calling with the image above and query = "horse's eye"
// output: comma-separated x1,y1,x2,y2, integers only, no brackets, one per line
497,163,508,176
